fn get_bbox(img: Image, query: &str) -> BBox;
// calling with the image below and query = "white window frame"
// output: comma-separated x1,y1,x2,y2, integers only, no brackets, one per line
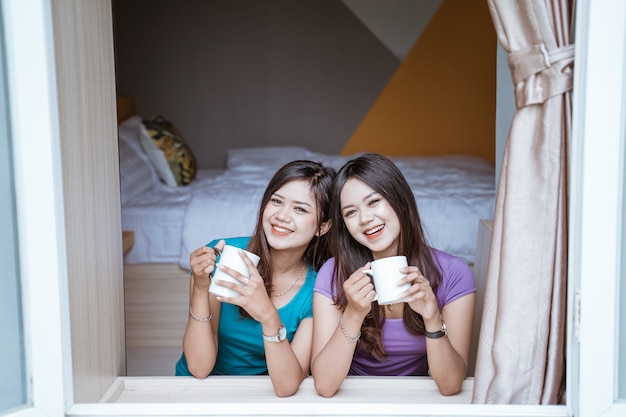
572,0,626,416
2,0,72,416
6,0,626,416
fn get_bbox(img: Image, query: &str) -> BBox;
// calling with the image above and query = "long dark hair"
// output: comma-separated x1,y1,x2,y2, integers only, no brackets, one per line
247,160,335,301
329,153,442,359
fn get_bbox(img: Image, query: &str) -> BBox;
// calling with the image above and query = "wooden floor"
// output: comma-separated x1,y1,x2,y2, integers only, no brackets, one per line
124,263,190,376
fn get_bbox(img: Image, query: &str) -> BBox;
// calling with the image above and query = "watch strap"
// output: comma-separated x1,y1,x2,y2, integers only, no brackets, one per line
263,325,286,342
424,320,447,339
262,334,280,342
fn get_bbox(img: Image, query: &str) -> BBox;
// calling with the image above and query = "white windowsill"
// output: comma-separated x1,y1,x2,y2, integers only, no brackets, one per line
101,376,472,404
64,376,568,416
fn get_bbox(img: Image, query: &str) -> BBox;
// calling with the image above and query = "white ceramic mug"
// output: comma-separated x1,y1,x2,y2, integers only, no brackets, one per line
208,245,261,298
363,255,411,305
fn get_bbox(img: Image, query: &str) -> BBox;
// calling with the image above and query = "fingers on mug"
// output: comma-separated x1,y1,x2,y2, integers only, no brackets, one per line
208,245,260,298
363,256,411,305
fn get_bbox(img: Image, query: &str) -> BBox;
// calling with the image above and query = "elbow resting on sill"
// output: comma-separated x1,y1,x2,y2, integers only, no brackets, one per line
273,385,300,398
435,376,465,397
438,383,463,397
313,380,339,399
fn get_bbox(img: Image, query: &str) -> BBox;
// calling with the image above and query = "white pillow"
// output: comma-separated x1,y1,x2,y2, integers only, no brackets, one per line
138,123,178,187
118,116,159,205
226,146,310,171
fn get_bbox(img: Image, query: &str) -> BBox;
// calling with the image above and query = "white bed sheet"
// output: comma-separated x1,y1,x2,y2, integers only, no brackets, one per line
122,170,222,264
177,153,495,270
391,155,495,263
177,170,274,269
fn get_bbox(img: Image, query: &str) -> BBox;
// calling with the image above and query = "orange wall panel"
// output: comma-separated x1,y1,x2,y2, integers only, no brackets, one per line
342,0,497,164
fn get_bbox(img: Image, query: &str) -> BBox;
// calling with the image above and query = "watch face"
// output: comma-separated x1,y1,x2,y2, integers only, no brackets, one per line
278,326,287,341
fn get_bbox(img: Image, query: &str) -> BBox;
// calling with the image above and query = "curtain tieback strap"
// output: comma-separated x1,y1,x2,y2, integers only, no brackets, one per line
508,44,575,108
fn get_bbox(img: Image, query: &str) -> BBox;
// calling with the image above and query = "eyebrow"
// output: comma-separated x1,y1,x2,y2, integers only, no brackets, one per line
273,192,313,207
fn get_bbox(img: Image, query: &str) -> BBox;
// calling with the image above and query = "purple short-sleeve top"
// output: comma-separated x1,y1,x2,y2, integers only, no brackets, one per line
313,249,476,376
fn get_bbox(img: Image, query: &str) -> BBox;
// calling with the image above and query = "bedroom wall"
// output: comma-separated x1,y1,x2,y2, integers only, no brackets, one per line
342,0,496,163
341,0,444,61
114,0,496,170
113,0,399,169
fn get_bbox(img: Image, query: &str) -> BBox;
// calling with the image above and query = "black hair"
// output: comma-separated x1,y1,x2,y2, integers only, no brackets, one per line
246,160,336,305
329,153,442,359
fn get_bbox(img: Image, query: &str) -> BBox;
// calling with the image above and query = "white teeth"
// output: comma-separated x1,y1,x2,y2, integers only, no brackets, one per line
274,225,292,233
365,225,384,235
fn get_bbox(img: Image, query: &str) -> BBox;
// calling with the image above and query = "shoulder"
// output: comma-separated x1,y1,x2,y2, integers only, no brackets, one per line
317,258,336,283
313,258,336,296
430,248,476,305
319,257,336,274
431,248,473,276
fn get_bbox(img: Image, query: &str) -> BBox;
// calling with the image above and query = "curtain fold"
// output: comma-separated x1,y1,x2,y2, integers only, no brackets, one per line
472,0,573,404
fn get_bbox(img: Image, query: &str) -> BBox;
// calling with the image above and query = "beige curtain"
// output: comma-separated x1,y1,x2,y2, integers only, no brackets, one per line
472,0,574,404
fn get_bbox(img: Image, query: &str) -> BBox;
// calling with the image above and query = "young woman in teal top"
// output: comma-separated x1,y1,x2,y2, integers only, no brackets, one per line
175,160,335,397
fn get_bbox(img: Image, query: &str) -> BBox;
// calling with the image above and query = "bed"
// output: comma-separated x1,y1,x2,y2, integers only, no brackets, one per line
118,97,495,271
117,96,495,376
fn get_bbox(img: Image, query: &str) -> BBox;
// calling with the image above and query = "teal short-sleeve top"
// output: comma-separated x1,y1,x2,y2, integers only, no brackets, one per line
175,237,315,376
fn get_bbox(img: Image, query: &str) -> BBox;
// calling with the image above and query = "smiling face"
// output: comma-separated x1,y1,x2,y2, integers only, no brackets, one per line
262,179,322,253
339,178,401,259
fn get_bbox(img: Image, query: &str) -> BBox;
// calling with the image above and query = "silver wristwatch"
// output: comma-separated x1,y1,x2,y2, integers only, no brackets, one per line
263,325,287,342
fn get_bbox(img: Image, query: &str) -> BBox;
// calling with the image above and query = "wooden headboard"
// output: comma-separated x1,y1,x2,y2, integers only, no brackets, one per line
117,96,135,124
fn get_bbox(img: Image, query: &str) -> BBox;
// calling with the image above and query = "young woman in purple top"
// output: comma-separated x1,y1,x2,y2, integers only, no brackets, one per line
311,153,476,397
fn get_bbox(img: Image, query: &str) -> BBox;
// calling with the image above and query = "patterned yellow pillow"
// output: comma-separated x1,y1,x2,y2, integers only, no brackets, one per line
142,116,197,186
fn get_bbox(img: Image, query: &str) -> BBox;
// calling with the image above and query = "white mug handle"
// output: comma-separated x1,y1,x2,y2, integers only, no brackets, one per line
362,269,377,301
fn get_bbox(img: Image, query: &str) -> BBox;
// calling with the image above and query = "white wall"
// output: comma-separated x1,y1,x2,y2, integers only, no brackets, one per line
495,42,515,186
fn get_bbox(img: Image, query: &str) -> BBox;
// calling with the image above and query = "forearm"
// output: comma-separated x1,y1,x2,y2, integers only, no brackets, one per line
257,310,306,397
265,341,308,397
422,293,474,395
311,310,362,397
423,316,467,395
182,286,218,378
426,338,467,395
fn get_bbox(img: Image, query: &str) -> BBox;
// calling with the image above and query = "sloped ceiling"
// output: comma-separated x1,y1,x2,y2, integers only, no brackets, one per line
341,0,443,60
